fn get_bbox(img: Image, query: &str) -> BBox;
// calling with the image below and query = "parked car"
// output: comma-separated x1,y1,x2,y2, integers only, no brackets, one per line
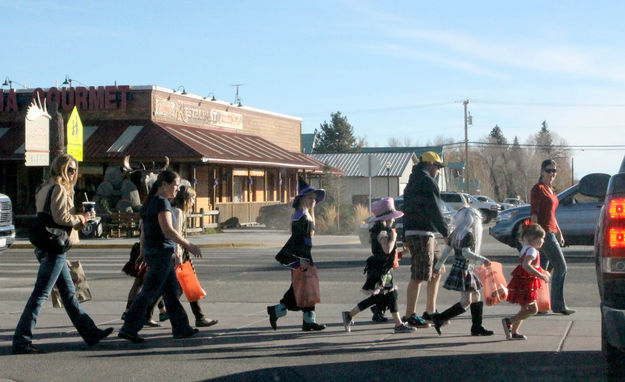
358,197,456,246
489,173,610,248
0,193,16,252
594,157,625,379
500,198,526,210
469,194,501,223
440,191,470,211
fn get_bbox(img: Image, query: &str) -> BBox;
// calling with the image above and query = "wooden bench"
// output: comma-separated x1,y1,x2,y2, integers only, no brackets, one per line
106,212,141,238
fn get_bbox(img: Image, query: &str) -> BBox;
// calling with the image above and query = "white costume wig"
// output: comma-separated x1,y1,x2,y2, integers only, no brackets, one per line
450,207,483,254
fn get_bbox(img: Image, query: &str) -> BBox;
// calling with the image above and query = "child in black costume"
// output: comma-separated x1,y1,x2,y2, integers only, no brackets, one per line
341,198,416,334
267,178,326,331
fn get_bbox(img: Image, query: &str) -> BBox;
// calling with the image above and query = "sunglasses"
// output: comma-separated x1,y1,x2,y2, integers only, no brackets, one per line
544,168,557,174
67,167,77,175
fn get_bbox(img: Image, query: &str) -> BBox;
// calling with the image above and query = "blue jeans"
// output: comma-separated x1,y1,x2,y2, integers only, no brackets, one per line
12,249,100,350
119,247,193,338
540,232,569,311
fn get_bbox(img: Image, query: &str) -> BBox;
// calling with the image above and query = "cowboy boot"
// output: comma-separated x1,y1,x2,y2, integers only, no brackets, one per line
433,303,466,335
470,302,494,336
267,303,287,330
302,311,326,331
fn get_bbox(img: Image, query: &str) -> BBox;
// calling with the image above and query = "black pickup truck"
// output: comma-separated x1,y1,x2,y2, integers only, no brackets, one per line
594,156,625,379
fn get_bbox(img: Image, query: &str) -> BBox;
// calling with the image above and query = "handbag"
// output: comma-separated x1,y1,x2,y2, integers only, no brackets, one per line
29,185,72,254
176,261,206,302
51,260,92,308
292,265,321,308
122,242,143,277
475,261,509,306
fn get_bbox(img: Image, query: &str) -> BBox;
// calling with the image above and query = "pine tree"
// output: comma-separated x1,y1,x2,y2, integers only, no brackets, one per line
313,111,360,153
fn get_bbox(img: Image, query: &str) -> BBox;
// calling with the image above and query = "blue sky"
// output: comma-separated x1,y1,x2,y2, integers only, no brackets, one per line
2,0,624,178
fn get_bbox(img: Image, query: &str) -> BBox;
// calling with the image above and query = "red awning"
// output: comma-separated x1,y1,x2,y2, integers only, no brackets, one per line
0,120,323,171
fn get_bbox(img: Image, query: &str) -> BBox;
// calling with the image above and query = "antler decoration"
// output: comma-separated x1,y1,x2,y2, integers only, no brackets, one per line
25,93,51,121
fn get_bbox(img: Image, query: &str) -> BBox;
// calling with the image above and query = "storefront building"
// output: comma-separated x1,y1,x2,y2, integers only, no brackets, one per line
0,85,324,224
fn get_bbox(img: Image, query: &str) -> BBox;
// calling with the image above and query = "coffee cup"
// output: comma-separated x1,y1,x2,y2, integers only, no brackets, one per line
82,201,96,213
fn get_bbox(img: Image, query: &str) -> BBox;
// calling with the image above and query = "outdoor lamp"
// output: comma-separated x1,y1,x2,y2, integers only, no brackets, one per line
174,86,187,95
2,77,25,89
205,92,216,101
62,75,86,87
385,161,392,196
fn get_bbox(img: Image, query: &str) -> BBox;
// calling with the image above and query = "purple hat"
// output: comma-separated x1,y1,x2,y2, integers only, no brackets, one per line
370,197,404,222
292,177,325,208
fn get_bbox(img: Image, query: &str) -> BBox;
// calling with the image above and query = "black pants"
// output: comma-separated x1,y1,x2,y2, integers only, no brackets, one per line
280,284,315,313
357,290,398,313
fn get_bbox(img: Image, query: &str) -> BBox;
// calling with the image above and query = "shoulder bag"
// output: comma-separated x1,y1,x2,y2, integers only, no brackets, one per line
29,185,72,254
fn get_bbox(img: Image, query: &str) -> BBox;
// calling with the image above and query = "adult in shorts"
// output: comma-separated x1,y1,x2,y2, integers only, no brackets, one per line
402,151,450,328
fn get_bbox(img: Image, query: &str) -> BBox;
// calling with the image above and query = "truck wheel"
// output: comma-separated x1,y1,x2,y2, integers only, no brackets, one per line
603,316,625,380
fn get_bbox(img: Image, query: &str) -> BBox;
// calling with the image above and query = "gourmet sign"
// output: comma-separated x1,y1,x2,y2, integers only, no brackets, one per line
0,85,131,113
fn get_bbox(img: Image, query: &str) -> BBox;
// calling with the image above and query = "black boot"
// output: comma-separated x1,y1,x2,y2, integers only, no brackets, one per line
433,303,466,336
470,302,494,336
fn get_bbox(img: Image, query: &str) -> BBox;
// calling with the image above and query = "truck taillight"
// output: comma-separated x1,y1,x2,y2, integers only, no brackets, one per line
609,198,625,219
603,197,625,273
609,228,625,248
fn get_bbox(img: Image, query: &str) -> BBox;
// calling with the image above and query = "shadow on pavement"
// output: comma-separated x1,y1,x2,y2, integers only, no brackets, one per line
203,351,606,382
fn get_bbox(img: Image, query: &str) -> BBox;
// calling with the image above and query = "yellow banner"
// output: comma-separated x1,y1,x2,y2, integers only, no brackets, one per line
66,106,83,161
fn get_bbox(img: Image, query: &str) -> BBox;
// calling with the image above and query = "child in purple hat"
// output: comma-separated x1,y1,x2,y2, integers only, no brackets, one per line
267,178,327,331
341,198,416,334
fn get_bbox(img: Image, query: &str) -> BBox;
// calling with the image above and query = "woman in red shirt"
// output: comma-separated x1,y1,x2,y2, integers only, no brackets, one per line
529,159,575,315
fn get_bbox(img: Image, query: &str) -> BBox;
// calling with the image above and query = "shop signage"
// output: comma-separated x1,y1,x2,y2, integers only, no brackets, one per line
24,94,50,166
66,107,84,161
232,168,249,176
153,96,243,130
0,85,130,113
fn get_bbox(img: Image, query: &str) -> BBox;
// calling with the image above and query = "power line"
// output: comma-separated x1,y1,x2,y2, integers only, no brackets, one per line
295,101,457,116
441,141,625,151
471,100,625,108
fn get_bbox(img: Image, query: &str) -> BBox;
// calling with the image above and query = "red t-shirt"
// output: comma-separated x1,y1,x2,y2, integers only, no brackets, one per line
530,183,559,233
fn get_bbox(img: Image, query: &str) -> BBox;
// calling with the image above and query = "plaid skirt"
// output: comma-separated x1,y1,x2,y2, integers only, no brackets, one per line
443,259,482,292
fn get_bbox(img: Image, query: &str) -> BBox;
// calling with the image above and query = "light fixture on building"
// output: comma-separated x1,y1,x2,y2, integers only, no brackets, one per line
205,92,216,101
2,77,25,89
174,86,187,95
385,161,392,196
62,75,86,87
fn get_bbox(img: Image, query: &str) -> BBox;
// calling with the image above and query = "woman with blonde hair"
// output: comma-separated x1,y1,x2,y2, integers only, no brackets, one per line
171,185,218,327
12,154,113,354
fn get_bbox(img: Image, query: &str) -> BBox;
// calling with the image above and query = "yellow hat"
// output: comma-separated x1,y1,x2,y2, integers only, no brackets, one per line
420,151,445,167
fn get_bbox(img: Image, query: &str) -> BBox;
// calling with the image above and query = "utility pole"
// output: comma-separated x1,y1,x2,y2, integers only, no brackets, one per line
463,99,470,194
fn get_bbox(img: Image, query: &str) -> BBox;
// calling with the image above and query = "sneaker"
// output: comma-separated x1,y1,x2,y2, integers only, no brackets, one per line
341,311,353,332
394,324,417,334
510,333,527,340
501,318,512,340
402,314,431,328
196,319,219,328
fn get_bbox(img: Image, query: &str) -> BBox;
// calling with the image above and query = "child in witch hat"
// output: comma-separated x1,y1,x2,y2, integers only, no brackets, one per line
267,178,327,331
341,198,416,334
431,207,495,336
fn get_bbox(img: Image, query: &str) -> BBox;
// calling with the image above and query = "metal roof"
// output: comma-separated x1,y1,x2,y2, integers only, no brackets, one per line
0,120,324,170
309,152,416,177
361,145,443,158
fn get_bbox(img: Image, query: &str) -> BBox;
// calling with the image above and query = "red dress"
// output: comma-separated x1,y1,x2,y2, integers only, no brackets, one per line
507,246,544,305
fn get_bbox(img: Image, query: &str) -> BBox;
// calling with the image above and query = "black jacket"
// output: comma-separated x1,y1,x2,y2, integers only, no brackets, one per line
402,165,449,237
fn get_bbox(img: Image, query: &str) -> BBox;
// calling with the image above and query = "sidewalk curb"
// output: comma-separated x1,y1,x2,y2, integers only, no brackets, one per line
10,242,283,250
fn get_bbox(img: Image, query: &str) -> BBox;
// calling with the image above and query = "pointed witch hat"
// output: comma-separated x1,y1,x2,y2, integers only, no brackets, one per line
292,177,325,208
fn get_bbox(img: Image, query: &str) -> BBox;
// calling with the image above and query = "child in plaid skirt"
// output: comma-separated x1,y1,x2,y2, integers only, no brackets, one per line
432,207,494,336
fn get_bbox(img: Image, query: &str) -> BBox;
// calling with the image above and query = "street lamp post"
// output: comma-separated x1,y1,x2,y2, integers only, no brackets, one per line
385,161,392,197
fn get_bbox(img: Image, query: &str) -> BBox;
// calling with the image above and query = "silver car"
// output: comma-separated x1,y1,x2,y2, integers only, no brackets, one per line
489,173,610,248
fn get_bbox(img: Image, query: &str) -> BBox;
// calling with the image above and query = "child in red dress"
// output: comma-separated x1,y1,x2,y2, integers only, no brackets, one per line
502,223,550,340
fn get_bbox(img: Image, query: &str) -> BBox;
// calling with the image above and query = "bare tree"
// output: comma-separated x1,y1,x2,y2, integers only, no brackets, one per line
388,137,401,147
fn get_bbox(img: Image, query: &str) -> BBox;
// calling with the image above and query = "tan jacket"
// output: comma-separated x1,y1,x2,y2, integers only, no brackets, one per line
36,183,86,244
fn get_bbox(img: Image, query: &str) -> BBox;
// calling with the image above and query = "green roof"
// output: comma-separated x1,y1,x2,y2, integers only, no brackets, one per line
361,145,443,158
